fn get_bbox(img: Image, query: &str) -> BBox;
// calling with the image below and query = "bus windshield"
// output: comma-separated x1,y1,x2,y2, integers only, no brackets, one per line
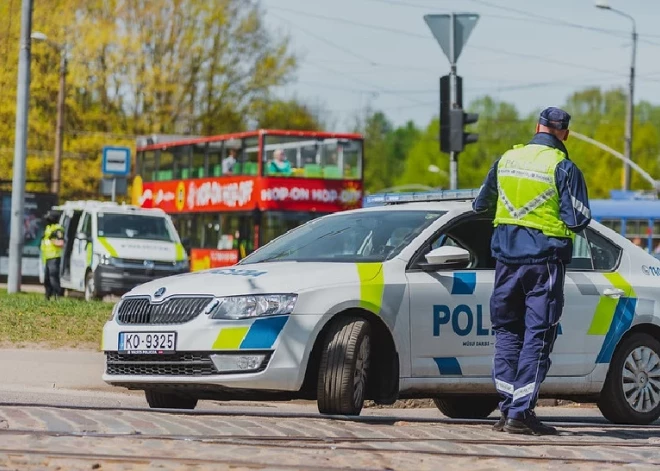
240,210,445,264
97,213,176,242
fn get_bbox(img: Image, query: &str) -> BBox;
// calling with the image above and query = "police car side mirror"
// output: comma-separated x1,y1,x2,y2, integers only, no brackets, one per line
76,231,88,242
421,246,470,270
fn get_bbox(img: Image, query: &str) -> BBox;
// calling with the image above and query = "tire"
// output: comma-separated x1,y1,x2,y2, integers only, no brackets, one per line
84,270,102,302
433,396,500,419
598,332,660,425
317,316,372,415
145,390,198,410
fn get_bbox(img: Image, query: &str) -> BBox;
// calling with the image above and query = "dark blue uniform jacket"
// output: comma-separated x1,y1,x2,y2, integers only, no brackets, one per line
472,132,591,264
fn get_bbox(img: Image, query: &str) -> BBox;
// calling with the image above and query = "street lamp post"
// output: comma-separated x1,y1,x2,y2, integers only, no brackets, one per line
595,1,637,192
7,0,34,294
31,31,66,196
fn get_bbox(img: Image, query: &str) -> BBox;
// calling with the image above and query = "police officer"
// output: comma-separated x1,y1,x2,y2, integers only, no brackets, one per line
40,211,65,300
473,107,591,435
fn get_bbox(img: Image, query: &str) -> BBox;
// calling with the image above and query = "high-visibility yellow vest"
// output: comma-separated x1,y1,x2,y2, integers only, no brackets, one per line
494,144,574,240
40,223,64,260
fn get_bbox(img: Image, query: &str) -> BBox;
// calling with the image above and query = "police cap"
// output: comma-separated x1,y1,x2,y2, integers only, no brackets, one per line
538,107,571,130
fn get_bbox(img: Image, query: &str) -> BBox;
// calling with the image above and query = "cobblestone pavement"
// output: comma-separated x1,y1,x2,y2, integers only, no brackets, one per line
0,403,658,470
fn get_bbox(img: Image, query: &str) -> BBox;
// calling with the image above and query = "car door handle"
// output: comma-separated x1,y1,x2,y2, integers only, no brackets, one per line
603,288,625,297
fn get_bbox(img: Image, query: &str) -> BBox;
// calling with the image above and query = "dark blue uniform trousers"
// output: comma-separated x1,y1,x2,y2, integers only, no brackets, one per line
490,260,565,420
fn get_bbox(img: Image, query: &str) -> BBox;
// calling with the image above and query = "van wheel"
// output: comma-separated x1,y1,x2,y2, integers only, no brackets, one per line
145,390,198,410
85,271,101,302
433,396,500,419
317,316,371,416
598,333,660,425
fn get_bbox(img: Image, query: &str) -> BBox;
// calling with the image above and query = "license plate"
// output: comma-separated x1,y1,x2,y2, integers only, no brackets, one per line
118,332,177,354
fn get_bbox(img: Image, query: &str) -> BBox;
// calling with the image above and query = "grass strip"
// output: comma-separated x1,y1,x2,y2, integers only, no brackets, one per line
0,289,111,349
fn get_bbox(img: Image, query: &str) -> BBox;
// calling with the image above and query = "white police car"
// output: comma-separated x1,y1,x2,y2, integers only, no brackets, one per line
102,190,660,424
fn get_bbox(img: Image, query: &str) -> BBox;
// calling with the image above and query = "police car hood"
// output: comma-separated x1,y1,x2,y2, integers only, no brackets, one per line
102,237,177,262
125,262,374,297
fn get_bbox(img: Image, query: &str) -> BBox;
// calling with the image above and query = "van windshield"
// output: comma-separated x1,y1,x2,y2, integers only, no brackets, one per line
97,213,175,242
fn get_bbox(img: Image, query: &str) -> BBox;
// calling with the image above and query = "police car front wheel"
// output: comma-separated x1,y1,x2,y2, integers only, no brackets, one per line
598,332,660,425
317,316,372,416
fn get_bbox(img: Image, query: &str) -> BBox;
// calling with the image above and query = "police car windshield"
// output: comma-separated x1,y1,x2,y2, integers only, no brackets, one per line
240,210,446,264
97,213,175,242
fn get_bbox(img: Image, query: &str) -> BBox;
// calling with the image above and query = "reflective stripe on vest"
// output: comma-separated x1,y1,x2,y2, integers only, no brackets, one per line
40,224,64,260
494,144,574,240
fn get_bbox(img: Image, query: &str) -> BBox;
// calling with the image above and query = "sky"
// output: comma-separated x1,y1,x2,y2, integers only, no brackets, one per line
260,0,660,132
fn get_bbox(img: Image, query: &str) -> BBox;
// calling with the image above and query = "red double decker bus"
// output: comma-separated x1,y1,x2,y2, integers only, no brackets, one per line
131,129,364,271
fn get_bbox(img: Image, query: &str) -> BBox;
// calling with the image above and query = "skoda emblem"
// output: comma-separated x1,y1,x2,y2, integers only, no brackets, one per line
144,260,155,269
154,287,166,298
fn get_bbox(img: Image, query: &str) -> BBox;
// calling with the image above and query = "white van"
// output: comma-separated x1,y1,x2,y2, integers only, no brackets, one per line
40,200,189,301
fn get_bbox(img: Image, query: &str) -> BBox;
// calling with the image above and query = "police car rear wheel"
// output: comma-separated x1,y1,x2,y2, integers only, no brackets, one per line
432,396,500,419
317,316,372,416
598,333,660,425
144,390,198,410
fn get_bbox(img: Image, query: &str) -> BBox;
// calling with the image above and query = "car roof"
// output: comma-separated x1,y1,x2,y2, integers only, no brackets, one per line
341,200,473,216
55,200,167,216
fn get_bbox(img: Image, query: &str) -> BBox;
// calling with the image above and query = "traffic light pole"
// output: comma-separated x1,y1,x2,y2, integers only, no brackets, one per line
426,12,479,191
448,13,458,190
449,67,458,190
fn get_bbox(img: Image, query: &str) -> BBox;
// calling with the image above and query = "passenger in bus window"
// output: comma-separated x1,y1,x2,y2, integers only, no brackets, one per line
267,148,291,174
222,149,237,175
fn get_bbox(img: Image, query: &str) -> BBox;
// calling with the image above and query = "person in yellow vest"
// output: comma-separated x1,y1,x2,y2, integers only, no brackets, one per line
40,211,65,300
473,107,591,435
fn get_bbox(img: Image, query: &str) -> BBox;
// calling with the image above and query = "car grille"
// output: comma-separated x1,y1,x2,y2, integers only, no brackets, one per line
117,296,213,325
112,258,182,273
105,352,217,376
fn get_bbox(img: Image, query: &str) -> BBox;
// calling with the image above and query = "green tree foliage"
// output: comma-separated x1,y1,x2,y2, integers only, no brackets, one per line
355,109,420,194
363,88,659,199
253,98,325,131
0,0,312,200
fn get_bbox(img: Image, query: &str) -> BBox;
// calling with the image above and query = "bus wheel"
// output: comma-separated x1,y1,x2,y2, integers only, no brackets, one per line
317,316,371,416
145,390,198,410
85,271,101,302
433,396,500,419
598,332,660,425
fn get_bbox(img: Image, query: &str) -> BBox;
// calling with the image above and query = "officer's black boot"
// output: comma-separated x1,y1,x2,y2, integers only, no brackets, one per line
492,413,507,432
504,411,557,435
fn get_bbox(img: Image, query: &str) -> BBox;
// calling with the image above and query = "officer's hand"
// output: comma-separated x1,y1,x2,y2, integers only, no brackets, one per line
54,240,64,247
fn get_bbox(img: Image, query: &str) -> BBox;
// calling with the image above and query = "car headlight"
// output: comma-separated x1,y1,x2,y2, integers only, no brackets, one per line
100,254,116,266
207,294,298,320
109,299,123,321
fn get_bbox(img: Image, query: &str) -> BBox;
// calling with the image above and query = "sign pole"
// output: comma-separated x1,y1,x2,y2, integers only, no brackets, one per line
448,13,458,190
424,13,479,191
111,177,116,202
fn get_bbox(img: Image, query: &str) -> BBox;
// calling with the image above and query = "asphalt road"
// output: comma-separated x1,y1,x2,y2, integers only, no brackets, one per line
1,347,660,470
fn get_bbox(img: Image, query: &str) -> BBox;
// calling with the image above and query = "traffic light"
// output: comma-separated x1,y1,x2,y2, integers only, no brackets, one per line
439,74,479,153
461,109,479,149
445,108,479,153
439,75,453,154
